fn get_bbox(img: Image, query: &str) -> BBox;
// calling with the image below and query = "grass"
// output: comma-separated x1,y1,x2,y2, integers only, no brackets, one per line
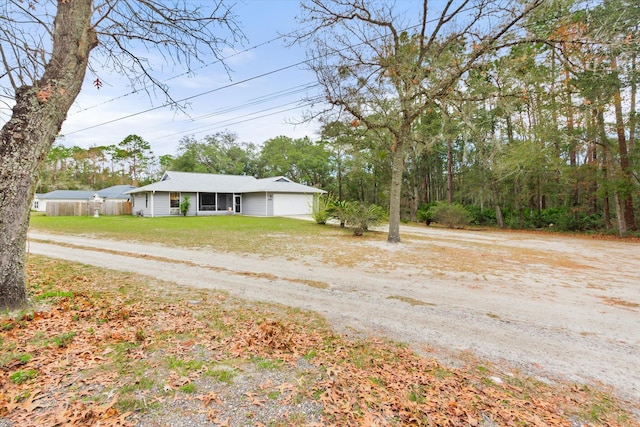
29,214,601,276
51,331,76,348
204,365,238,383
250,355,284,371
29,215,338,254
28,214,387,267
9,369,38,384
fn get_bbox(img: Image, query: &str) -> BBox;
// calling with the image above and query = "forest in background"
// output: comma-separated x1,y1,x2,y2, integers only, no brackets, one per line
38,0,639,235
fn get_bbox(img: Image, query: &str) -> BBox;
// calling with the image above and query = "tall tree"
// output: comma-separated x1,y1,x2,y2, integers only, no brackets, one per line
296,0,543,242
0,1,243,310
259,136,333,186
118,134,153,185
171,132,258,176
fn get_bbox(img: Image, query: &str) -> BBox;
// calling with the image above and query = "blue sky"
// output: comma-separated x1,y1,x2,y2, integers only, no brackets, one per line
59,0,322,156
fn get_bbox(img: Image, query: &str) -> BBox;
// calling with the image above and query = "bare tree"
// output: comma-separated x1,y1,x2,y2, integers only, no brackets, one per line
0,0,243,310
295,0,542,242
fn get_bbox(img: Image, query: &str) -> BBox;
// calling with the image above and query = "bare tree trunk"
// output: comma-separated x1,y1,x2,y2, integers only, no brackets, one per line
495,205,504,229
0,1,97,310
612,57,637,231
614,191,627,237
630,51,637,153
337,160,343,201
447,137,453,204
602,146,612,230
410,184,419,222
387,138,405,243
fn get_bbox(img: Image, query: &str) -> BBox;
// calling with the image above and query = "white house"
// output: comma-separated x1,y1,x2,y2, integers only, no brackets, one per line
32,193,46,212
126,171,326,217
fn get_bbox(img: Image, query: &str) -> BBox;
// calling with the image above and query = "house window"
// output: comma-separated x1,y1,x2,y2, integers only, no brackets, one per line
198,193,233,211
217,193,233,211
145,193,148,208
170,192,180,208
199,193,216,211
33,200,39,209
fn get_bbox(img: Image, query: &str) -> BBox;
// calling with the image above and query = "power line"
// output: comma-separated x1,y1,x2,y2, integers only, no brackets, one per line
73,32,297,113
137,83,321,140
153,95,324,142
64,61,310,136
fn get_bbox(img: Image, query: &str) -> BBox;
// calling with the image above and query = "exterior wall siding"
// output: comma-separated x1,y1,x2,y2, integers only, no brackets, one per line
182,192,197,216
152,192,172,217
131,194,150,216
132,191,318,217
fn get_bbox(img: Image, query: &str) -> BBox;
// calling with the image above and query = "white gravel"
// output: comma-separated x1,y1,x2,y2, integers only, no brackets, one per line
27,225,640,409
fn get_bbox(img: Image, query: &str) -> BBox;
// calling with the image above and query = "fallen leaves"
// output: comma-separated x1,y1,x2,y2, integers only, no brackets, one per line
1,256,637,426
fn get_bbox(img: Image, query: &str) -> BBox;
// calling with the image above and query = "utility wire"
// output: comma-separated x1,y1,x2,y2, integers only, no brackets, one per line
153,95,324,141
73,32,297,113
64,61,310,136
136,82,318,134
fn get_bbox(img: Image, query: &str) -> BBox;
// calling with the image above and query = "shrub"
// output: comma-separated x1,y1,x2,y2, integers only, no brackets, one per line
311,194,333,224
327,199,350,228
345,202,386,236
416,203,435,226
465,205,497,226
429,202,472,229
179,195,190,216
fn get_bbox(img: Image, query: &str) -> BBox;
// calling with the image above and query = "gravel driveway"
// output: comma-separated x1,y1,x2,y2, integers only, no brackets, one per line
27,225,640,408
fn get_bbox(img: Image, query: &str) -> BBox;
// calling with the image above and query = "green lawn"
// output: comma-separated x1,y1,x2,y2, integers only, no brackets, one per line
29,214,362,257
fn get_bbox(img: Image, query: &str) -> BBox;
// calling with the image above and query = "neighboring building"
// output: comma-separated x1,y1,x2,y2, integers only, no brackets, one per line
32,193,45,212
37,185,136,216
126,171,326,217
95,184,138,202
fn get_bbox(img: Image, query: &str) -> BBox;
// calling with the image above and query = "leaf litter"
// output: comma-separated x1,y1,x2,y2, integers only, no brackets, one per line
0,255,637,426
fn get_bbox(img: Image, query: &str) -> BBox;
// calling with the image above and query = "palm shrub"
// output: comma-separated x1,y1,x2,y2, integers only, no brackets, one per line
416,203,435,226
327,199,350,228
428,201,472,229
311,193,333,224
345,202,386,236
179,195,191,216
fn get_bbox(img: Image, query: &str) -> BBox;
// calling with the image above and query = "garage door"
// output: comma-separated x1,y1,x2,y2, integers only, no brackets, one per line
273,193,313,216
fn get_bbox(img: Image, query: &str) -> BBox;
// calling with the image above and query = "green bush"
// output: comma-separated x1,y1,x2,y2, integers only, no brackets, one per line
327,199,350,228
311,194,334,224
179,195,191,216
344,202,386,236
416,203,435,225
502,207,605,232
465,205,497,226
429,202,472,229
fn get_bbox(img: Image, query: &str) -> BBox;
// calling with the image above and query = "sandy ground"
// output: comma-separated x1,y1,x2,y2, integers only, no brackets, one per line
26,225,640,409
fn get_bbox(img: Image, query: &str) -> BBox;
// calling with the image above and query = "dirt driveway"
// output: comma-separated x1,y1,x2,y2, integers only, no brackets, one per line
27,225,640,407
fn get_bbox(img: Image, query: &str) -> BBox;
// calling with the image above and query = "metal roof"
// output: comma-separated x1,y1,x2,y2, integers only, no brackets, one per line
127,172,326,194
97,185,137,199
240,177,326,193
40,185,136,200
39,190,95,200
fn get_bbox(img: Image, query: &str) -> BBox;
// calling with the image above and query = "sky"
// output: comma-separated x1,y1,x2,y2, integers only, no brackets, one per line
58,0,324,157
